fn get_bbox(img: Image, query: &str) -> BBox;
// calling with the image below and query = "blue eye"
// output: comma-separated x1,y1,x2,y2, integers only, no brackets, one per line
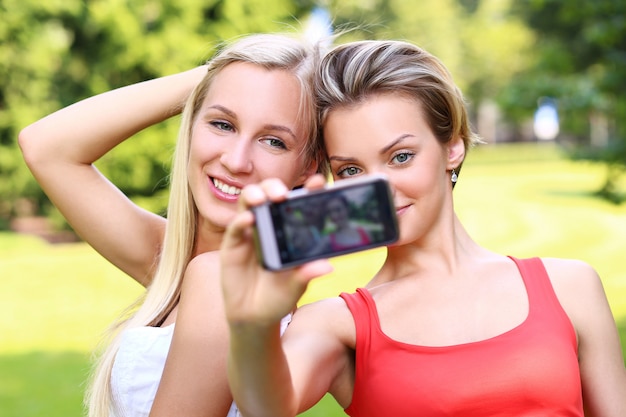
391,152,414,165
261,138,287,150
337,166,361,178
211,121,234,132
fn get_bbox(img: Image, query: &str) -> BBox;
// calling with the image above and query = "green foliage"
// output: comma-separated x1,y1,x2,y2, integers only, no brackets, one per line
2,1,624,223
502,0,626,199
325,0,534,104
0,0,316,225
504,0,626,132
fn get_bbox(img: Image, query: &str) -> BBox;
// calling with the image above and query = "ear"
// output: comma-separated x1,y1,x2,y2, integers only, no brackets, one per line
446,136,465,170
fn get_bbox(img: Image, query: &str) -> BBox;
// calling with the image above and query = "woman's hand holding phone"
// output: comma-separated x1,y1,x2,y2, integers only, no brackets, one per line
219,175,333,329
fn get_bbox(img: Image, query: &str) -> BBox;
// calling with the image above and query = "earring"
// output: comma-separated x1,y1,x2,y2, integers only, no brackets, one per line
451,169,458,184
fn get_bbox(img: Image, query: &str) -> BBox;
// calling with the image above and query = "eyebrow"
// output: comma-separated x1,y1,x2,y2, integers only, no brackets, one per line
329,134,414,163
207,105,297,140
380,134,414,155
328,155,355,163
264,124,297,141
208,104,236,119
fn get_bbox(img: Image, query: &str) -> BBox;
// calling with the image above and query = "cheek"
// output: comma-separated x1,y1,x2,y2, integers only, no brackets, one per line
187,141,203,180
186,133,214,187
189,132,209,161
393,169,434,200
261,154,308,187
188,127,223,172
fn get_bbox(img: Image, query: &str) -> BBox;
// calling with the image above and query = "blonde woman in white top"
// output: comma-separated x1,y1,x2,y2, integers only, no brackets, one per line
19,33,326,417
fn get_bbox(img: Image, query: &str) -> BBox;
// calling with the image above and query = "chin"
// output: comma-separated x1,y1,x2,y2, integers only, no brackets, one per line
198,207,236,231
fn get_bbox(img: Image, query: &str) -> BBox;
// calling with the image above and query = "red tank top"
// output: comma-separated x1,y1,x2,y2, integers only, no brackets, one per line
339,257,583,416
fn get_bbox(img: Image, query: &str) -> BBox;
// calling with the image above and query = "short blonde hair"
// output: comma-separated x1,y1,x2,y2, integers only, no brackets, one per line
316,40,482,175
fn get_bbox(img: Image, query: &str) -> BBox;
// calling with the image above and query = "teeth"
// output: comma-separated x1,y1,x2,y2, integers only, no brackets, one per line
213,178,241,196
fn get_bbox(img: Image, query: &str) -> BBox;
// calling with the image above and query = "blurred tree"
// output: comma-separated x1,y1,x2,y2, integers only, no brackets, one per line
502,0,626,201
0,0,316,228
323,0,534,139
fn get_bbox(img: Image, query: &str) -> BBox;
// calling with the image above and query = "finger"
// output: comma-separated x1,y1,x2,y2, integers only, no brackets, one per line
239,183,267,211
292,259,334,286
303,174,327,191
259,178,289,202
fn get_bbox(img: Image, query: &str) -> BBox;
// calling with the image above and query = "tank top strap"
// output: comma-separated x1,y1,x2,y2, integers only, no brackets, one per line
508,256,572,323
509,256,547,297
340,288,379,360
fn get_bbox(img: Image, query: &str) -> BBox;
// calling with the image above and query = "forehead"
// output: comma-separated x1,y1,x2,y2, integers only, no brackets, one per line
203,62,305,128
322,94,429,153
211,61,300,93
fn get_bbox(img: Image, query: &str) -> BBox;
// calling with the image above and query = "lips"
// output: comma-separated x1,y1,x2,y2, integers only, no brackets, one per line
212,178,242,196
395,204,410,217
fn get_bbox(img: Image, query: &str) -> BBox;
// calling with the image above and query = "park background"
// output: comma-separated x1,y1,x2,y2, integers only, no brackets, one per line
1,0,625,416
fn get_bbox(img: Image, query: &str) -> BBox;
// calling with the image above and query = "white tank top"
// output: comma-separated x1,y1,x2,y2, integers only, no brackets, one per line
110,314,292,417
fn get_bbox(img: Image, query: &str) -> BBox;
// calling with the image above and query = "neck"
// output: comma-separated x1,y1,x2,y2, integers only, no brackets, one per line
193,218,225,256
372,214,485,285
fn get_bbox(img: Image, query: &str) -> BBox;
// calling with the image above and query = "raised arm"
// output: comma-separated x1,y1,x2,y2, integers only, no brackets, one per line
18,66,207,284
220,179,349,417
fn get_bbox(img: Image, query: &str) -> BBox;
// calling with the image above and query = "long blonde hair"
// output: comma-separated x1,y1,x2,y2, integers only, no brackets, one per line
86,33,325,417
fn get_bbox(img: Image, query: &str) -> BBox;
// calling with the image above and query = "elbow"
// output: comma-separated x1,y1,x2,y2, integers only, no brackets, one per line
18,124,41,168
18,123,54,171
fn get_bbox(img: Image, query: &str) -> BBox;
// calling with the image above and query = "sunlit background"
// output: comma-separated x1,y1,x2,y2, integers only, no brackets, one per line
1,1,625,416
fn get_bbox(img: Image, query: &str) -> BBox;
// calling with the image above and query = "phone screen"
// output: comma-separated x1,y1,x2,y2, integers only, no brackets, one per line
254,176,398,270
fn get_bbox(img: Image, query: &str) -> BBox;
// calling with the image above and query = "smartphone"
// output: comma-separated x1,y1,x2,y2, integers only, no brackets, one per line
252,174,399,270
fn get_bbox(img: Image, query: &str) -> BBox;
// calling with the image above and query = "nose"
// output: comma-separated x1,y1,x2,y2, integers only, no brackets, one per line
220,138,253,174
374,169,396,200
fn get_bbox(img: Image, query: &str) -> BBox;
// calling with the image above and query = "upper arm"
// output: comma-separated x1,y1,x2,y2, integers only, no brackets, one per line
19,124,166,285
17,68,207,285
45,163,166,285
282,298,355,412
150,252,233,417
545,258,626,416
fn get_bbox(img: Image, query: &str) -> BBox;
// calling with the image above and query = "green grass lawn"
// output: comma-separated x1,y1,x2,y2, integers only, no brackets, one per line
2,142,625,417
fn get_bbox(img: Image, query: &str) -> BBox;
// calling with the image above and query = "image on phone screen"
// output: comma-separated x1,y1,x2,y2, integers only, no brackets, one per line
254,175,398,270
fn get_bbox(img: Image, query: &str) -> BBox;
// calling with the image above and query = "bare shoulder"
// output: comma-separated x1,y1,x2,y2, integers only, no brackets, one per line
541,256,597,274
182,252,221,284
293,296,353,325
540,257,603,296
165,250,226,330
186,251,221,271
289,296,355,346
178,251,223,306
540,257,612,333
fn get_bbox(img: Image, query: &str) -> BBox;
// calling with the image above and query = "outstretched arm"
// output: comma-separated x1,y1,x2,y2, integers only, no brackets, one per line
220,178,344,417
18,66,207,284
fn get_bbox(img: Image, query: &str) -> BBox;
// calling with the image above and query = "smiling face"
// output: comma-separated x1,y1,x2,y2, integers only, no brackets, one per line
187,62,313,233
323,93,464,246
